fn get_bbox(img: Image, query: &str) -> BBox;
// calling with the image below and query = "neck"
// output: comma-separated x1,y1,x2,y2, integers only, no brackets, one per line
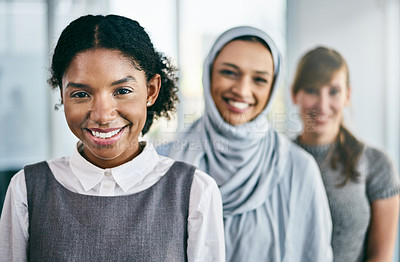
299,129,339,146
81,141,144,169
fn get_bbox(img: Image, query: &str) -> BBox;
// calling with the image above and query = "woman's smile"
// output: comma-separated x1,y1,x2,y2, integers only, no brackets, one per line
85,126,128,146
211,40,274,126
62,49,150,168
224,98,252,113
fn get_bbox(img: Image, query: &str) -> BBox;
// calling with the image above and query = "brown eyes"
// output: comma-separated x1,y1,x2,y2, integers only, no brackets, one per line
70,88,132,99
254,77,267,84
71,91,89,98
219,69,237,77
114,88,132,95
219,70,268,85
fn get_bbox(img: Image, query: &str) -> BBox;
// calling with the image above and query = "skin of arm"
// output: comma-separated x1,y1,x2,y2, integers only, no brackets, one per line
366,195,400,262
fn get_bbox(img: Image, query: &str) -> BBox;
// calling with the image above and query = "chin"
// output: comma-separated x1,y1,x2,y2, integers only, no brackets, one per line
224,118,245,126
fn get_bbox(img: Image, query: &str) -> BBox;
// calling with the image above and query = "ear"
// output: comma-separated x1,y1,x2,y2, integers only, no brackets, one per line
346,85,352,106
146,74,161,106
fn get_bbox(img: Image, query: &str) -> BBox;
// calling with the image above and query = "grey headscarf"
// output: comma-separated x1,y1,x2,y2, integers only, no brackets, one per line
168,26,284,217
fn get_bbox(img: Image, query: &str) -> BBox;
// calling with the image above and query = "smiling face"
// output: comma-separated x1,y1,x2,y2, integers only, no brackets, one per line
62,48,160,168
293,67,350,144
210,40,274,126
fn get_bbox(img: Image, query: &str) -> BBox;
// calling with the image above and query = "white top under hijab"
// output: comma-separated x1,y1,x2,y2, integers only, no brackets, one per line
160,26,333,261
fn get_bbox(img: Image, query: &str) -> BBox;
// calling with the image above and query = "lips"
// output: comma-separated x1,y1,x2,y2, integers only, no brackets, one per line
228,100,250,110
86,126,126,146
306,110,329,123
224,98,251,113
91,129,121,139
309,114,330,124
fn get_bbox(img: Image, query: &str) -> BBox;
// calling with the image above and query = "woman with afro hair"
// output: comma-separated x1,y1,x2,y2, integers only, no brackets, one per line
0,14,225,262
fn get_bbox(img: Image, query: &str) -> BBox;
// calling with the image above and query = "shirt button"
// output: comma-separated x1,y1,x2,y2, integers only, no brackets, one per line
105,170,111,176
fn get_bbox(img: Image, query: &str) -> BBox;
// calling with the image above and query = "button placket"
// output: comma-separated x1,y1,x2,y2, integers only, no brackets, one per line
99,169,116,196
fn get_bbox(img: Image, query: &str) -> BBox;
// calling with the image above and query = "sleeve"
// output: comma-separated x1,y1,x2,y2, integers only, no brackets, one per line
0,170,29,262
187,169,225,262
365,147,400,202
284,154,333,262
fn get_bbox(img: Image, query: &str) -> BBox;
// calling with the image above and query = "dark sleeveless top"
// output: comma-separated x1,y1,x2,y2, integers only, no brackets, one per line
25,161,195,262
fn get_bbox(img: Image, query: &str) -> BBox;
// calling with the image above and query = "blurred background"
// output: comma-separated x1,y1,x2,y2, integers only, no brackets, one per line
0,0,399,260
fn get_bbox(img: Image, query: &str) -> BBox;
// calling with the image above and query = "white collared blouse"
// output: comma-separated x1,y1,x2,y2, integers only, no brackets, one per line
0,142,225,262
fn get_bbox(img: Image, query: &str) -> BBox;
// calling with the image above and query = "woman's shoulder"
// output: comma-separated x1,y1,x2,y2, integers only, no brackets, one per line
273,134,326,205
360,144,395,171
192,168,220,194
360,144,400,200
275,132,317,166
273,132,321,183
5,158,62,204
156,118,203,156
7,168,26,196
157,154,217,189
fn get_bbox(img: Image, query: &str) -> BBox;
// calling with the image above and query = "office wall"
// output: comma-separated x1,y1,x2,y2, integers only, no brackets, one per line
0,1,49,169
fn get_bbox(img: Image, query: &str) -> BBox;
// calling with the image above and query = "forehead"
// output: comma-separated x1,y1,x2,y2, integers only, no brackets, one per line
71,49,132,67
214,40,274,71
66,49,139,77
318,67,348,88
62,48,146,88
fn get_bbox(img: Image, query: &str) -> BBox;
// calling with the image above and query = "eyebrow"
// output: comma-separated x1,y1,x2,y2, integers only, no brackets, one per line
222,63,271,76
65,82,89,89
111,76,137,86
65,76,137,89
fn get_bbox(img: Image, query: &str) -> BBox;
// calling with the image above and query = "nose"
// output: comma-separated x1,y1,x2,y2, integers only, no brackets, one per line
316,91,330,114
90,94,117,124
231,76,252,98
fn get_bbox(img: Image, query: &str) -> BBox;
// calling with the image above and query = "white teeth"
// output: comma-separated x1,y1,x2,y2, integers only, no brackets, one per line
316,116,329,121
91,129,121,139
228,100,249,110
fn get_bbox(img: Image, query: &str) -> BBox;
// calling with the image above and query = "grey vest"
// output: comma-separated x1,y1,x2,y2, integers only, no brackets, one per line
25,161,195,262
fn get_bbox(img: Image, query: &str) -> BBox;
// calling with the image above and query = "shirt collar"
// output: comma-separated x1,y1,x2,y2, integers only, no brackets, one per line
70,141,160,192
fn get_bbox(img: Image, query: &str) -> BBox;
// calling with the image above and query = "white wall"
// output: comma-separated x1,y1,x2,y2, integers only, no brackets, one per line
286,0,400,260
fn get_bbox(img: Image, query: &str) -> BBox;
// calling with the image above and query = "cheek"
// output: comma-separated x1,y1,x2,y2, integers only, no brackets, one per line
297,98,316,112
333,100,347,112
326,95,346,114
210,82,225,106
64,109,84,128
254,92,269,112
296,99,318,122
211,75,231,94
126,103,147,125
63,101,89,126
210,85,219,100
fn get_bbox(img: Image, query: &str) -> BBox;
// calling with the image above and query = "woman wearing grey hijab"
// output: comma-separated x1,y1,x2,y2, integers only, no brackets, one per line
158,26,333,261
